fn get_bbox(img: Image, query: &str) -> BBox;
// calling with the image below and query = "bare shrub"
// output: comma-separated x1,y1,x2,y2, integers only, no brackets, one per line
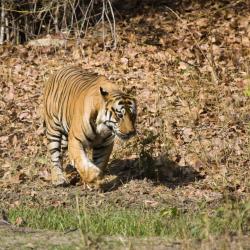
0,0,116,47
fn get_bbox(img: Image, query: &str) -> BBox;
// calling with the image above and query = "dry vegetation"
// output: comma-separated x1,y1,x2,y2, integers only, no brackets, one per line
0,0,117,46
0,0,250,247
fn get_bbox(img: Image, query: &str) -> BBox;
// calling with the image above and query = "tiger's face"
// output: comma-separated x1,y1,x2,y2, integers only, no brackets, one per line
100,87,137,140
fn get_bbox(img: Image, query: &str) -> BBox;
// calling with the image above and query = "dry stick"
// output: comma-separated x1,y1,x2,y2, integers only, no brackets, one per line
107,0,116,48
62,1,67,34
47,0,65,35
104,0,115,47
48,3,58,34
75,0,81,38
33,0,37,13
104,1,112,29
31,1,37,39
1,2,64,14
69,1,75,35
5,16,9,42
24,15,28,41
101,0,106,48
96,0,116,49
165,7,218,83
80,0,94,38
212,0,246,15
47,15,52,35
72,0,85,51
77,1,87,29
83,0,94,39
10,16,15,43
16,16,19,44
0,0,5,45
54,2,59,33
69,0,81,39
77,2,97,32
37,10,48,36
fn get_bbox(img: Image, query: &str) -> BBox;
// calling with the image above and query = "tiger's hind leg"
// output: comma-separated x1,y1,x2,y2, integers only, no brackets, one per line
46,128,68,186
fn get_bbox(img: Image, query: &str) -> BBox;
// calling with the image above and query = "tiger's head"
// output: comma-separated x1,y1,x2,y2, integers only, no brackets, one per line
100,87,137,140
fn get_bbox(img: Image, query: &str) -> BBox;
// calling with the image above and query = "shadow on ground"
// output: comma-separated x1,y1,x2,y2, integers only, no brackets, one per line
99,154,204,192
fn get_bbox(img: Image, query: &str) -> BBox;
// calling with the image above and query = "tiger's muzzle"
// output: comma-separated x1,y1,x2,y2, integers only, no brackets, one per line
116,129,136,140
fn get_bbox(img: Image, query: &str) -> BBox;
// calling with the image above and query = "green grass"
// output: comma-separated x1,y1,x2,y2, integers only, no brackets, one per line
8,200,250,240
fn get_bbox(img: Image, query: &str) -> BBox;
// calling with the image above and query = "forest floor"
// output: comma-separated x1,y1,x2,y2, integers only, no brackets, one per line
0,1,250,249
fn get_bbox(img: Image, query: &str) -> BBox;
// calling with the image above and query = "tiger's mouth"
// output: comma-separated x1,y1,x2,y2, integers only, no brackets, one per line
116,131,136,141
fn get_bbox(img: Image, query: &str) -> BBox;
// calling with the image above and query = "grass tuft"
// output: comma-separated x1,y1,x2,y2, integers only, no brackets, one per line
8,200,250,240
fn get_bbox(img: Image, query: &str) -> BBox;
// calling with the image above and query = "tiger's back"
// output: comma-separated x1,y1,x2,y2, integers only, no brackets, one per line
44,66,100,133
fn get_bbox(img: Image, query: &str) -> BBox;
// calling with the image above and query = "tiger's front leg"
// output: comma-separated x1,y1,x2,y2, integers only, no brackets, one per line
68,136,101,183
92,142,114,174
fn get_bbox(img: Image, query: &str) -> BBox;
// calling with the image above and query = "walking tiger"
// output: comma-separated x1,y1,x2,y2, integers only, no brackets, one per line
44,66,137,186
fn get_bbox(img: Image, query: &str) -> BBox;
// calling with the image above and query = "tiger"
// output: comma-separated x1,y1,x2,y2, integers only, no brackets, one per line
43,66,137,186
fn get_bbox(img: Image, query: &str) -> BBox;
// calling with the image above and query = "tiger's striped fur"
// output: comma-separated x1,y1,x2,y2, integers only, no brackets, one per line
44,66,136,186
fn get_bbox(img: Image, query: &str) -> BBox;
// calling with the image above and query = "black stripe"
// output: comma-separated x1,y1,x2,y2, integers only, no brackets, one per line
111,93,122,98
54,121,61,127
47,132,61,139
93,144,110,150
118,101,125,105
51,160,60,163
50,148,60,155
47,138,61,143
90,121,96,135
74,136,83,144
79,124,93,142
85,135,92,142
61,130,68,137
103,134,113,141
93,158,104,164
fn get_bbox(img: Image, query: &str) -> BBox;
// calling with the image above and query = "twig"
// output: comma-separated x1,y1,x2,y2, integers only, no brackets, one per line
64,227,78,234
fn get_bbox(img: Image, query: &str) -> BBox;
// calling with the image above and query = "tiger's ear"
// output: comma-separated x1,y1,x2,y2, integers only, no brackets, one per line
100,87,109,98
122,86,136,97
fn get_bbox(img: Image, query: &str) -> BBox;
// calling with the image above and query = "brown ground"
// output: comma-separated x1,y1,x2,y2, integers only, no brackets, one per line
0,0,249,223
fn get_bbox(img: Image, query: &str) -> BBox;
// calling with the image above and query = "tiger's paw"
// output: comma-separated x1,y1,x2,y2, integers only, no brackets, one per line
80,163,101,184
51,167,69,186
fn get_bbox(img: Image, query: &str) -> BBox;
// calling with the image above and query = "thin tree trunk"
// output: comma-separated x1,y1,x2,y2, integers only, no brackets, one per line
0,0,5,45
